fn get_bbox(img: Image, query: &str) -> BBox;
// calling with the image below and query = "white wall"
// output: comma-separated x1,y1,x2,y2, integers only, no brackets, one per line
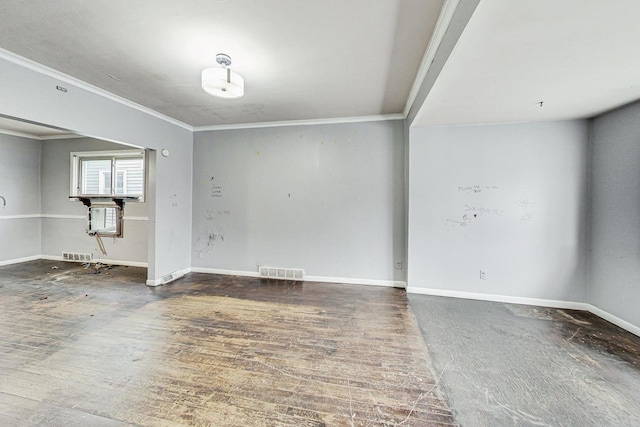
192,121,406,283
0,133,41,263
590,101,640,330
40,137,148,264
0,52,192,282
408,120,590,303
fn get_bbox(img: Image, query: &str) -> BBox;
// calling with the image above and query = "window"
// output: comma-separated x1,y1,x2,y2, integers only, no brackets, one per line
70,150,145,201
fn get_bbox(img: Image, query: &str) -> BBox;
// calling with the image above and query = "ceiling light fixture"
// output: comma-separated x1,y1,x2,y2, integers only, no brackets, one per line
201,53,244,99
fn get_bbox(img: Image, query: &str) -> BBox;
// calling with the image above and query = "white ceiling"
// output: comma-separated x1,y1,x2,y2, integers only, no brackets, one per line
414,0,640,127
2,1,640,134
0,0,443,128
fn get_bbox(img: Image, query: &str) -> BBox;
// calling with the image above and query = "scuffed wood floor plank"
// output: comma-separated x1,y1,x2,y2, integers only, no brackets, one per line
0,260,456,426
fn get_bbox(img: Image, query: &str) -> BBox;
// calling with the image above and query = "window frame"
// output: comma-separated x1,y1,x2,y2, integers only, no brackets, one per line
70,149,146,202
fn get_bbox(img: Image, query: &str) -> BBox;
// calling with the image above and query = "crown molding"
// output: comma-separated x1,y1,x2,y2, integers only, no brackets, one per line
0,128,40,140
194,113,404,132
0,127,95,141
1,2,458,136
0,47,193,132
38,133,87,140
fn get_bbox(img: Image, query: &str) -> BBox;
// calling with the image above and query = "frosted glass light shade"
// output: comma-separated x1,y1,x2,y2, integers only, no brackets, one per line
201,67,244,99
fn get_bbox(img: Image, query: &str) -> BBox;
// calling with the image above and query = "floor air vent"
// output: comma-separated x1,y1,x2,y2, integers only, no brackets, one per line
259,266,304,281
161,271,184,285
62,252,93,262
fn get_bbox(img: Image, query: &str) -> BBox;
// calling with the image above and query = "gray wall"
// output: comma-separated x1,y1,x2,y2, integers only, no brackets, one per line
192,121,406,282
0,133,41,262
40,137,148,264
408,120,590,302
590,100,640,328
0,54,192,281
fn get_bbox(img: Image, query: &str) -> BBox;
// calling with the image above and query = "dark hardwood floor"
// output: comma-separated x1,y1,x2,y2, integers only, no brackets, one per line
4,260,640,426
0,260,455,426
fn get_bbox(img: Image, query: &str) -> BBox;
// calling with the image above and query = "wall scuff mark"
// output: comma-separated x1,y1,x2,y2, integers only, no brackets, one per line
0,196,6,208
194,227,226,255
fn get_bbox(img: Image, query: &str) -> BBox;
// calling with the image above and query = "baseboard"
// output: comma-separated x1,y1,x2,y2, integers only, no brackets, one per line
145,279,161,286
406,287,588,310
146,267,191,287
305,275,406,288
406,286,640,337
191,267,406,288
190,267,261,278
0,255,42,266
4,257,405,289
5,255,639,337
1,255,147,268
40,255,147,268
587,304,640,338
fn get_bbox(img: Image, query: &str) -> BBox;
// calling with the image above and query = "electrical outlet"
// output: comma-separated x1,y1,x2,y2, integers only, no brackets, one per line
395,260,403,270
480,270,486,280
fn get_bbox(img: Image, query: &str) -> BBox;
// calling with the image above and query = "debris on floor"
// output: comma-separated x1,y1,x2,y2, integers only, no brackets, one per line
81,262,115,274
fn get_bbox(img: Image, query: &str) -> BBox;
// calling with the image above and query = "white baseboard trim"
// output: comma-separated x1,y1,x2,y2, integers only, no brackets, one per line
406,287,588,310
191,267,406,288
1,255,147,268
146,279,161,286
95,259,148,268
146,267,191,287
190,267,260,278
40,255,147,268
305,275,407,288
586,304,640,338
406,287,640,337
0,255,42,266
